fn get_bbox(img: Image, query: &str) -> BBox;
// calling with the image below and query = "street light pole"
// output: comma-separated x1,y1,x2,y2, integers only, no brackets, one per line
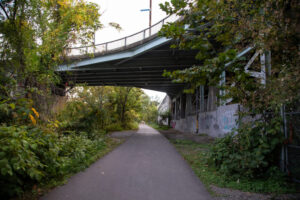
149,0,152,28
140,0,152,35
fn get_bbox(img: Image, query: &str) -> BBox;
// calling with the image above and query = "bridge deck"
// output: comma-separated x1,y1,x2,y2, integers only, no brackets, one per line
57,15,199,95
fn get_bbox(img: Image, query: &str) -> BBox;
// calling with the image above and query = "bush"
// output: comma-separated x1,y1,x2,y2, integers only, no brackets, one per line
124,121,139,130
57,102,99,134
105,123,123,132
105,121,139,132
0,125,109,198
209,119,283,179
0,125,51,197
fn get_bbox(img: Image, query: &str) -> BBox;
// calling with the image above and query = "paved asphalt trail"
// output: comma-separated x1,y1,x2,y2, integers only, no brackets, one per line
41,124,212,200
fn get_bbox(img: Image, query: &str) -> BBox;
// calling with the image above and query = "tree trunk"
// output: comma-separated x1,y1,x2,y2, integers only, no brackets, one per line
120,87,132,124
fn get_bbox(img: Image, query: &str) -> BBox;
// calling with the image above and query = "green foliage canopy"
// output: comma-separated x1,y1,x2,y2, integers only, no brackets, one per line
61,86,159,132
0,0,101,106
159,0,299,110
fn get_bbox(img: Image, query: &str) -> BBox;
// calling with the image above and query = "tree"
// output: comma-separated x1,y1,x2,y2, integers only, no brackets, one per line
115,87,133,124
160,0,299,104
0,0,101,114
139,94,159,123
64,86,158,130
159,0,300,178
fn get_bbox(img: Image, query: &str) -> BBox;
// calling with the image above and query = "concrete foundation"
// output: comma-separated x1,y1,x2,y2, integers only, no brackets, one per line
172,104,239,137
159,86,240,138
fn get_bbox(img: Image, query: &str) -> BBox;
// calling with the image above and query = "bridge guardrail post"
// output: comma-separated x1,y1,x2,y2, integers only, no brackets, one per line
105,43,108,52
125,37,127,48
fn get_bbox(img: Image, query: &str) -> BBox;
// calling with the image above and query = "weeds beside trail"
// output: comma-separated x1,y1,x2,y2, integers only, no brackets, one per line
170,139,299,196
1,129,123,200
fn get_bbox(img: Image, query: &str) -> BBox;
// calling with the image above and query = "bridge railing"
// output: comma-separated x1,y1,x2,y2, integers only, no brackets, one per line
66,14,178,57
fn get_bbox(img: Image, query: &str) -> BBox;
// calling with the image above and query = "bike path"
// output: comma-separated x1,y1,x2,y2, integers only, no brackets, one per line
41,124,212,200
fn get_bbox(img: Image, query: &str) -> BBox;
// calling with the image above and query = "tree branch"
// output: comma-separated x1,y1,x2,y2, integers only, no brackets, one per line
12,0,18,21
0,3,10,20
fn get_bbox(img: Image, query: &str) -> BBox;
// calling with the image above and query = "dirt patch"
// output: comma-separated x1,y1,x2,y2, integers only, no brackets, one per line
158,128,215,144
211,185,300,200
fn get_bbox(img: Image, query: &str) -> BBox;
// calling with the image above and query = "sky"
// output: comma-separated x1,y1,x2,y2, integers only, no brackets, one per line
89,0,169,103
90,0,169,43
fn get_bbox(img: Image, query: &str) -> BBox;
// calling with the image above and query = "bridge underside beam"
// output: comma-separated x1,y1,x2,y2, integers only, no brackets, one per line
59,40,198,95
86,83,184,96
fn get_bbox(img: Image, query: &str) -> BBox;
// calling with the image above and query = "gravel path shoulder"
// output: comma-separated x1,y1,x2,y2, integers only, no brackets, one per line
211,185,300,200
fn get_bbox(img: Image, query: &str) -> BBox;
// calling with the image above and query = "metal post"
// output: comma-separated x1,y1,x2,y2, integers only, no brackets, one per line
196,87,199,134
174,99,177,120
149,0,152,35
266,50,271,77
124,37,127,47
200,85,205,112
93,29,96,54
260,52,266,85
280,105,288,173
219,71,226,105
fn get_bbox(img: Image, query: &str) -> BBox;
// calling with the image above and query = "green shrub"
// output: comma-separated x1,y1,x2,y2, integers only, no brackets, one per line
172,140,297,194
56,134,107,173
124,121,139,130
105,123,123,132
0,124,109,198
57,102,98,134
105,121,139,132
0,98,38,126
0,126,49,197
209,119,283,179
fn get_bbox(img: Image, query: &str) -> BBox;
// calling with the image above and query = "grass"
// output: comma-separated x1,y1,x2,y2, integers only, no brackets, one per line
18,137,124,200
148,122,170,131
170,139,300,195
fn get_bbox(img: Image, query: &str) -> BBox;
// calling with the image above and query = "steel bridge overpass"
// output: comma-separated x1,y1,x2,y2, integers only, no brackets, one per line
57,15,199,96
